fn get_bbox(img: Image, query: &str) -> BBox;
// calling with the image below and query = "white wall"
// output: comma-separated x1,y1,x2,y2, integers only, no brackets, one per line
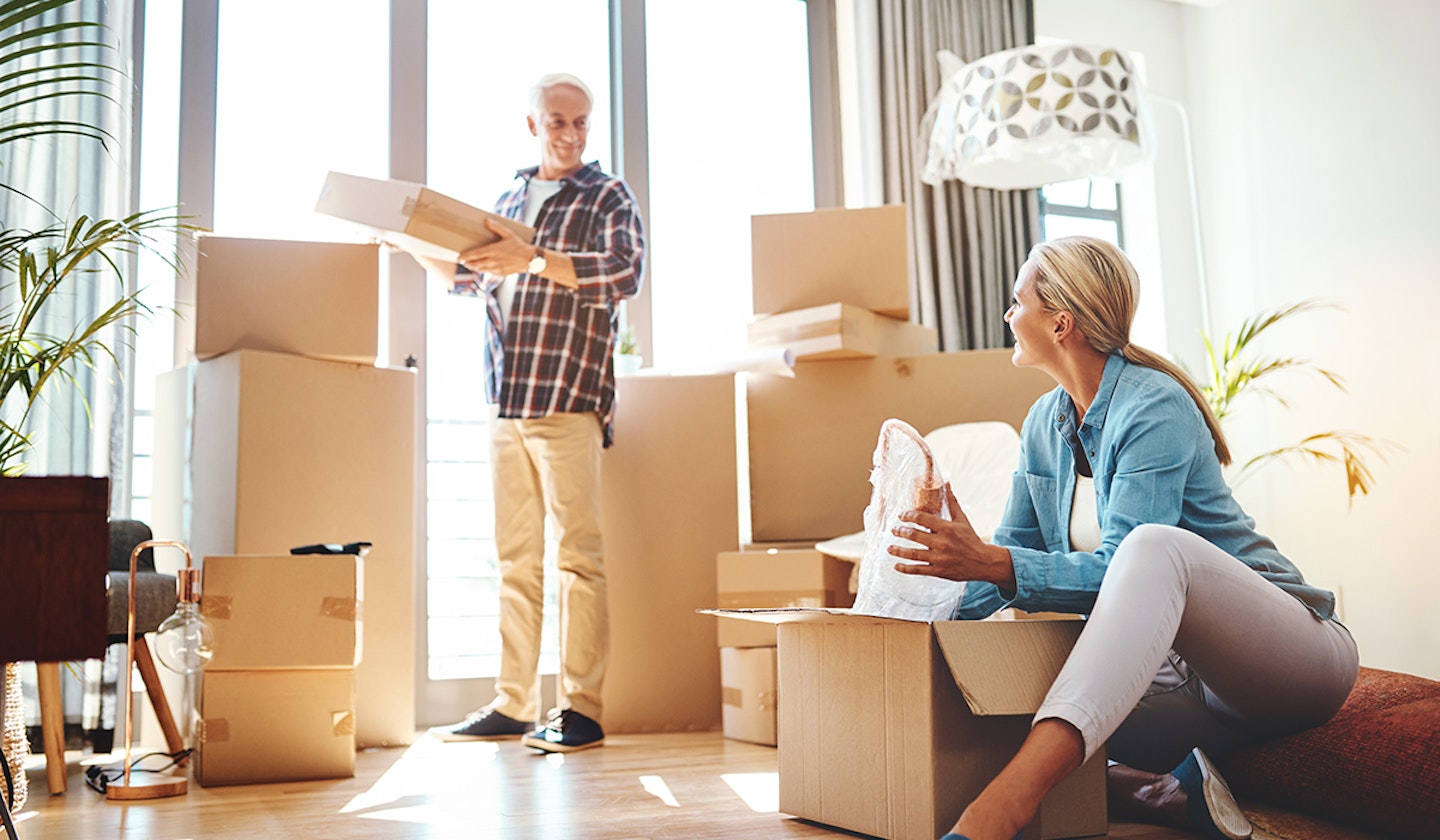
1037,0,1440,678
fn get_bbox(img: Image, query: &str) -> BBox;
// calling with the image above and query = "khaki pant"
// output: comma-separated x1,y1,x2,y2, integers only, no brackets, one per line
488,411,608,723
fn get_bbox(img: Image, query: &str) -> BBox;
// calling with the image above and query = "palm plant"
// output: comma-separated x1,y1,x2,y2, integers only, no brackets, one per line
1199,299,1393,506
0,0,188,475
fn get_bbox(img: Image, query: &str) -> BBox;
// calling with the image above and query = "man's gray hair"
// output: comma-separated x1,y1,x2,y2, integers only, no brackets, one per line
530,73,594,115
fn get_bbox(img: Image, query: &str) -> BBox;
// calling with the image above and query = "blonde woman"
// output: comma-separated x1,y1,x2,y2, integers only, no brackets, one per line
890,237,1358,840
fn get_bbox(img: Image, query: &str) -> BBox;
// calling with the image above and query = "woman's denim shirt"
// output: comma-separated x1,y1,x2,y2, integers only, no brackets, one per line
957,353,1336,621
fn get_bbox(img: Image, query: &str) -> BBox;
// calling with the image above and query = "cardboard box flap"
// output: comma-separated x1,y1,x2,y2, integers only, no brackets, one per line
701,607,921,626
933,619,1083,716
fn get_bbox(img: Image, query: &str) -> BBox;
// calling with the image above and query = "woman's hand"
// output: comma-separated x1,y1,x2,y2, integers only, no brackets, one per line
889,484,1017,590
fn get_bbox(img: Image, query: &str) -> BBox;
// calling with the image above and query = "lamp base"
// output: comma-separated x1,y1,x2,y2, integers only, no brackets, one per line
104,770,188,801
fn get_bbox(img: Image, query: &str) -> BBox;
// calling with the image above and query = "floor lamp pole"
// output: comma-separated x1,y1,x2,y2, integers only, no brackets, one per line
1148,92,1211,341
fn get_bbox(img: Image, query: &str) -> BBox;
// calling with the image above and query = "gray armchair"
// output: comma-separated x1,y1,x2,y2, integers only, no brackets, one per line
36,520,185,794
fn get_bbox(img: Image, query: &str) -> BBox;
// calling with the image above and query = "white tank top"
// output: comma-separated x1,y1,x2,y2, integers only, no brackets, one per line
1070,473,1101,552
497,178,564,328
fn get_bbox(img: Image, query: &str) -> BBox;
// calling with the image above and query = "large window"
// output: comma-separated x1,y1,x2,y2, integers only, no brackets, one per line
423,0,611,683
645,0,814,370
1039,176,1123,247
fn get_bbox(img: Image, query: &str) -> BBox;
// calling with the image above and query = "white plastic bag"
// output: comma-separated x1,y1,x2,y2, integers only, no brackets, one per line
851,418,966,620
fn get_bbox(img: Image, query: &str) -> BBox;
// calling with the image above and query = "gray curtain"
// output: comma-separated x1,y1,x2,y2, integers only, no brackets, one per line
0,0,134,478
876,0,1039,350
0,0,135,753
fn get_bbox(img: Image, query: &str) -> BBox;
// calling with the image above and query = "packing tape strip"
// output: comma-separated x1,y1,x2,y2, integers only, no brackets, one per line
321,597,357,621
332,711,356,736
199,718,230,744
721,686,742,708
201,595,233,619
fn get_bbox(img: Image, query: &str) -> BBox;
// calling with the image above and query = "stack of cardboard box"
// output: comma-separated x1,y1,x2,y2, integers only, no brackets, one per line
706,208,1108,838
154,235,419,775
195,554,361,785
746,205,937,360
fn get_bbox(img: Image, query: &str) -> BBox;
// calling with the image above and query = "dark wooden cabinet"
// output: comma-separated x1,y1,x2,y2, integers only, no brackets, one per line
0,476,108,662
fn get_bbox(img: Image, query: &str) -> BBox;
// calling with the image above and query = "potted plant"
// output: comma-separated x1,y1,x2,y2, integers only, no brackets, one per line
614,323,642,376
0,0,189,813
1198,299,1393,506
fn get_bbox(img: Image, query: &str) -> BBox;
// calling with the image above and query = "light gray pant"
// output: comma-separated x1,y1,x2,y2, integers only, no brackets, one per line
1035,523,1359,773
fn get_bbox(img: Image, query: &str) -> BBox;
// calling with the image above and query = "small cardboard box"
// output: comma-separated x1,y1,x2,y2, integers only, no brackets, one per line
194,235,380,364
315,170,534,262
195,669,356,787
200,554,361,670
720,646,777,746
715,549,854,648
748,302,939,360
703,610,1107,840
751,205,910,319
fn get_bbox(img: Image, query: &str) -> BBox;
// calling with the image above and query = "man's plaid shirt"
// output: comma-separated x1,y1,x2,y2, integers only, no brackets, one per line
453,161,645,446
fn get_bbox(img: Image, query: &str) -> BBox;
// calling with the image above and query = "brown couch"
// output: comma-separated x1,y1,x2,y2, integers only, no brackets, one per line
1218,667,1440,840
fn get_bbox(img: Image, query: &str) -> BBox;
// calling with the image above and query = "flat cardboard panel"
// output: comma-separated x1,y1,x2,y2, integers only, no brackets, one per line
600,374,739,733
315,171,534,262
196,669,355,787
194,236,380,364
720,646,777,745
934,619,1084,716
751,205,910,319
747,350,1055,542
747,302,938,360
189,350,416,747
200,554,361,670
715,550,855,647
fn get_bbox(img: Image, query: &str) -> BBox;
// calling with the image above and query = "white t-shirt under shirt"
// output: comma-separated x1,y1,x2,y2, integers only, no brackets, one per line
496,178,564,329
1070,473,1101,553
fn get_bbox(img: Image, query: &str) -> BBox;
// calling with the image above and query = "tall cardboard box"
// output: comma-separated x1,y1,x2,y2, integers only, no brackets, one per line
747,350,1054,542
751,205,910,319
720,646,777,746
185,349,416,747
195,669,356,786
706,610,1107,840
194,236,380,364
715,549,854,648
747,302,938,360
599,374,740,733
200,554,362,670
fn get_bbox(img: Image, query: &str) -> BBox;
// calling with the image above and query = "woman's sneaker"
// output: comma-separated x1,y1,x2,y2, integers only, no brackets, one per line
428,706,531,741
521,709,605,753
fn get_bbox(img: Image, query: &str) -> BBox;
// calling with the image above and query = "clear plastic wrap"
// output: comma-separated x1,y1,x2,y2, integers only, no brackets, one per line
851,418,967,620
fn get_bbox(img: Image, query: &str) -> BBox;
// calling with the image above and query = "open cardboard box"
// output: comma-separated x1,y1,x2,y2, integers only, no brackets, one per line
702,608,1107,840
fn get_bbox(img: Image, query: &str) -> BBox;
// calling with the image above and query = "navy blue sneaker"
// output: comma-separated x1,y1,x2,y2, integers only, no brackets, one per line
521,709,605,753
1172,747,1253,840
428,706,531,741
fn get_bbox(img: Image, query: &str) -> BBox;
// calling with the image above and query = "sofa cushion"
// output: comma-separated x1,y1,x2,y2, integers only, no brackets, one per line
1219,667,1440,840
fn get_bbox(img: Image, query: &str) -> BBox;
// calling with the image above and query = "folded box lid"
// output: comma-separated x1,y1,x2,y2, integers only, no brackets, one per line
702,608,1083,716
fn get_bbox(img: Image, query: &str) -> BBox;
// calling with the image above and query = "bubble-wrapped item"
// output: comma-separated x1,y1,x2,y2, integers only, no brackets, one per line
851,418,966,620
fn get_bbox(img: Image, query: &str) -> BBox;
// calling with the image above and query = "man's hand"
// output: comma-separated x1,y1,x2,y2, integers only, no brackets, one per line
457,219,535,276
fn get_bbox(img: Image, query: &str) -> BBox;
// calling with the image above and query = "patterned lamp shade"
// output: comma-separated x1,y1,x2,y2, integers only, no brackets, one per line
923,43,1152,190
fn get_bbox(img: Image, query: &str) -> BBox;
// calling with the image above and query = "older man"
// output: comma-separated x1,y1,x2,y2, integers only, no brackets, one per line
423,72,645,752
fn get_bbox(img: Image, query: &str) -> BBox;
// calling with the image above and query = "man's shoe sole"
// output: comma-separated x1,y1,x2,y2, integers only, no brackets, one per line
521,734,605,753
429,728,527,743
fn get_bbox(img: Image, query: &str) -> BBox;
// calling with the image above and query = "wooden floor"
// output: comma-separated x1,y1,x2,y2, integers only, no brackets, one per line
10,732,1280,840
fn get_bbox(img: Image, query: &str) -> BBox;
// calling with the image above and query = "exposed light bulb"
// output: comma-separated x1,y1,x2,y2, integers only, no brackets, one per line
154,601,215,675
153,566,214,675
